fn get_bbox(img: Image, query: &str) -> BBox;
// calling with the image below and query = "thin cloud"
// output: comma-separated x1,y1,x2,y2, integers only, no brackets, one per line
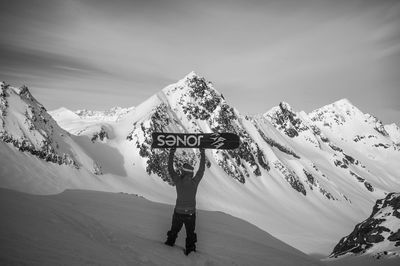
0,0,399,124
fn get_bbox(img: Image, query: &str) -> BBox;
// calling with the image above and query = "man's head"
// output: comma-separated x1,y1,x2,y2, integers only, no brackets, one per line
182,163,194,178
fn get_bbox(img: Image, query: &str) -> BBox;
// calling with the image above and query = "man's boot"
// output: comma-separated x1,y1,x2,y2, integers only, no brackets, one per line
185,233,197,255
165,231,177,246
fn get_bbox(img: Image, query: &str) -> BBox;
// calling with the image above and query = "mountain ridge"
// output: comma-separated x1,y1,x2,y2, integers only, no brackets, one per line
1,74,399,258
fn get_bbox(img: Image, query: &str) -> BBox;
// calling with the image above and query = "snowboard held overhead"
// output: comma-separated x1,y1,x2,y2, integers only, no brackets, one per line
151,132,240,149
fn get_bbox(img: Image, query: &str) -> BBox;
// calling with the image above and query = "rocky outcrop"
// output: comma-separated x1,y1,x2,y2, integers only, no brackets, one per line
91,126,109,142
329,193,400,258
264,102,308,138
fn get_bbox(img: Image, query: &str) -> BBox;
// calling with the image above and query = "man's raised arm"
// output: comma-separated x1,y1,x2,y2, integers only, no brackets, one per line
193,148,206,184
168,148,179,183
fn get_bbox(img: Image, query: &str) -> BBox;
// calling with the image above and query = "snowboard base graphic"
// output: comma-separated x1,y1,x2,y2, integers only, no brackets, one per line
151,132,240,149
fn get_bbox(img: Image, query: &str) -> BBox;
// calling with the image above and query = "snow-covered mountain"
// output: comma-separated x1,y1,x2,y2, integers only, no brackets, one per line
49,106,134,136
0,82,100,170
75,106,135,121
1,73,399,260
0,82,131,193
329,192,400,259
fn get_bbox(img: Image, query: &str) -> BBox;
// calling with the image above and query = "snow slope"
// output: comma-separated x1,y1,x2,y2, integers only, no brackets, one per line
0,188,322,266
49,106,134,136
1,74,400,259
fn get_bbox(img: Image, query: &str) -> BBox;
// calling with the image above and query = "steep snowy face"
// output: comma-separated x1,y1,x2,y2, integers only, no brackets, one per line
308,99,395,148
329,193,400,259
0,82,78,166
307,98,400,186
0,82,101,174
126,72,269,184
258,100,383,201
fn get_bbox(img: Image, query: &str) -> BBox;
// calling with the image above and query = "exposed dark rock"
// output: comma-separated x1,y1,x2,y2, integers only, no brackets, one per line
349,171,374,192
255,124,300,159
303,169,336,200
91,126,109,142
330,193,400,258
274,161,306,195
329,144,343,152
388,229,400,246
265,102,309,138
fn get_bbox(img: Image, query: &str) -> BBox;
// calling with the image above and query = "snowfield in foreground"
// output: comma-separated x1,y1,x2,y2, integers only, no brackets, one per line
0,188,321,266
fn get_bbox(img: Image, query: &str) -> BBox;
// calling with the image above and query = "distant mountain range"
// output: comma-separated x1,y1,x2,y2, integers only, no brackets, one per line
1,73,399,260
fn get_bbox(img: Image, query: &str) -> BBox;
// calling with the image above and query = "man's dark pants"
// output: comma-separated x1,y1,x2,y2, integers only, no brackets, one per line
166,211,197,250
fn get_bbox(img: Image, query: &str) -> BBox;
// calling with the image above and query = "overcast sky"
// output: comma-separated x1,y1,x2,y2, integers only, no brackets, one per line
0,0,399,124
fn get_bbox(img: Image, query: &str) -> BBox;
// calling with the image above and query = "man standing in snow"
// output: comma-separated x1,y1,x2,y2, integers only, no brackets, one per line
165,147,206,255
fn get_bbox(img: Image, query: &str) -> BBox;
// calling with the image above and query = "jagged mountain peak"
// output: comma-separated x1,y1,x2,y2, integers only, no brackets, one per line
163,71,219,98
264,101,308,138
332,98,354,108
156,72,228,130
183,70,199,80
279,101,294,112
318,98,355,110
3,83,42,107
309,98,363,122
307,98,395,142
163,71,203,92
50,107,81,120
264,102,290,118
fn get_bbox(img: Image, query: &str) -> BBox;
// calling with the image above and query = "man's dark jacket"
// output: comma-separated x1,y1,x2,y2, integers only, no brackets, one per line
168,149,205,214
